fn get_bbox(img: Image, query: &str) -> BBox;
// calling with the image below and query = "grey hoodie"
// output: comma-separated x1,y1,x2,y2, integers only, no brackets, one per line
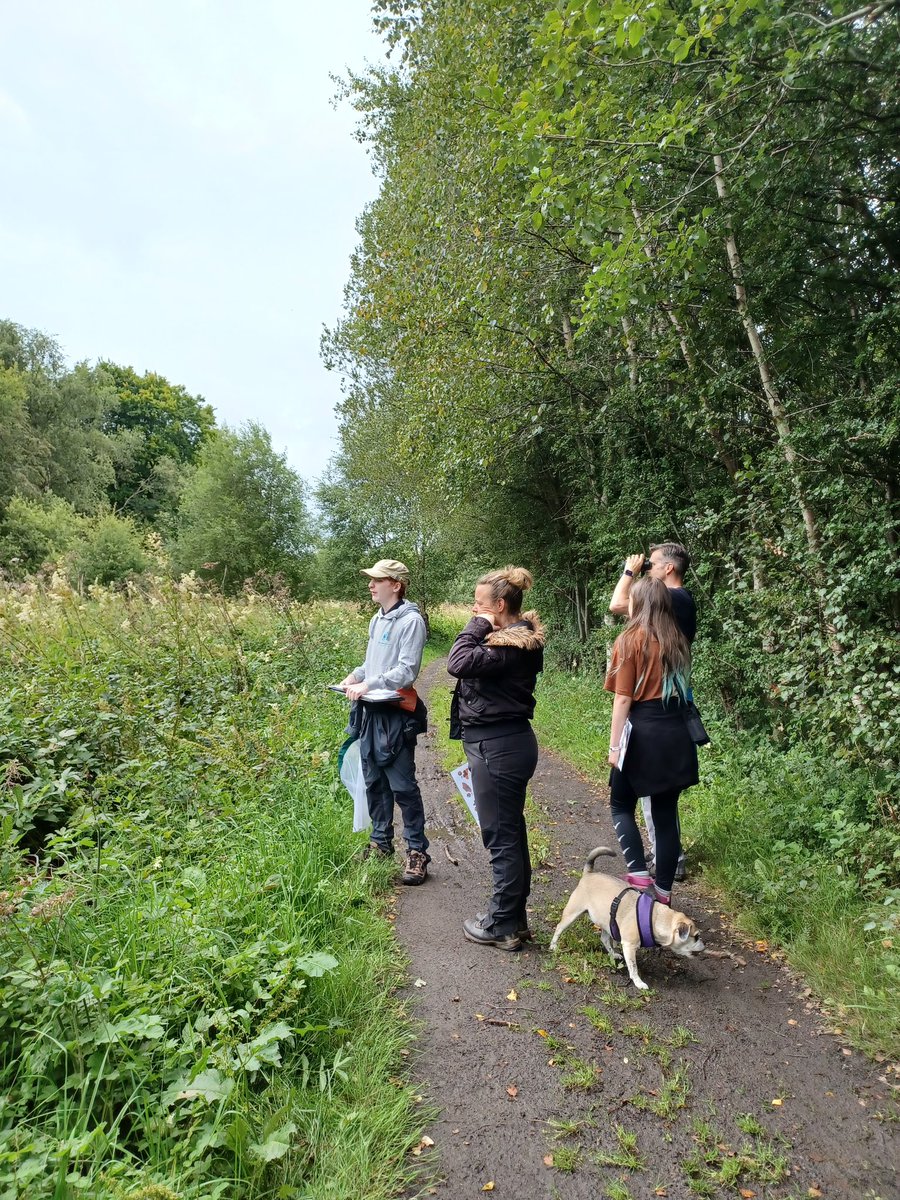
349,599,427,692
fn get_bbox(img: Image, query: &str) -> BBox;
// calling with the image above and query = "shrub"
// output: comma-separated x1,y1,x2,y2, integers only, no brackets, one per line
0,494,87,577
68,512,150,585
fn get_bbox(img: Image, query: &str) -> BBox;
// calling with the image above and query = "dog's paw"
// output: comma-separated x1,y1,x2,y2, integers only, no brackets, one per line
634,979,649,990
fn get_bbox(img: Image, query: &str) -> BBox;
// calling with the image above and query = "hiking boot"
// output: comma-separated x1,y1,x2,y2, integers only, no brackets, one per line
463,916,521,951
361,841,393,861
477,912,533,942
401,849,430,885
674,854,687,883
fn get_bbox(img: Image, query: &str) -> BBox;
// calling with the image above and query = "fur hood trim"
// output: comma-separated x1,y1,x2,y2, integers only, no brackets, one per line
485,611,545,650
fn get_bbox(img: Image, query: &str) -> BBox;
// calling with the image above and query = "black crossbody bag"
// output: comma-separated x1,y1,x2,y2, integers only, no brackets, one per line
682,700,711,746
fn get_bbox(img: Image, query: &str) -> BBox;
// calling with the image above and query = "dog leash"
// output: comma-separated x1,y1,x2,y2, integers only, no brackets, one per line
609,887,658,948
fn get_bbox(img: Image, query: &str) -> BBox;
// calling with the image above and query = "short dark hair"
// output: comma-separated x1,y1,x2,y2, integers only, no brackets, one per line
650,542,690,580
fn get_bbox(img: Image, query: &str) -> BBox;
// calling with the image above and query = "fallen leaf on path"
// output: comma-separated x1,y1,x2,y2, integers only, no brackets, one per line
755,939,769,952
414,979,427,988
536,1029,549,1037
841,1047,852,1056
654,1190,668,1197
506,1085,518,1097
808,1188,823,1198
507,989,517,1001
475,1013,485,1021
421,1135,434,1147
481,1183,495,1192
739,1190,756,1198
788,1019,798,1026
771,1098,784,1106
543,1154,554,1167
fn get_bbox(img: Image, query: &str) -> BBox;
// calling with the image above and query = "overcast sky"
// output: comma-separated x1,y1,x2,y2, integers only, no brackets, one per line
0,0,385,485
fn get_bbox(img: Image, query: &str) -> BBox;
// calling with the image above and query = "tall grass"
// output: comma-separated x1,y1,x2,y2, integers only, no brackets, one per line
0,579,424,1198
531,670,900,1058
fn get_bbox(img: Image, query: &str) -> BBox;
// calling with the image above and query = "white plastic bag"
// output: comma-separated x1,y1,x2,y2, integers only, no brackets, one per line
339,738,370,834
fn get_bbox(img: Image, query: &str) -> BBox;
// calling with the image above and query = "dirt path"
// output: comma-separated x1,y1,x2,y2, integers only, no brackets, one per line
393,661,897,1200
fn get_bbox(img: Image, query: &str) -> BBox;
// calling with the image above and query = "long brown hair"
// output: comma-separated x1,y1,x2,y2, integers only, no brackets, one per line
615,577,691,700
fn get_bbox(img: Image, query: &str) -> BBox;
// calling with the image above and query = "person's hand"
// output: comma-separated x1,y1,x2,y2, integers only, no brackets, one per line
472,606,498,628
624,553,644,576
608,749,620,768
338,674,356,689
345,681,370,701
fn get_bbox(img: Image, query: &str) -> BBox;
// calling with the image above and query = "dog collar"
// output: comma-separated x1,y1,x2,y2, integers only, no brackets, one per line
609,887,657,948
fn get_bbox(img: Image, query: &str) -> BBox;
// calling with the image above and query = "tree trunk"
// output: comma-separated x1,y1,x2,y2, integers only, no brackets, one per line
712,154,825,568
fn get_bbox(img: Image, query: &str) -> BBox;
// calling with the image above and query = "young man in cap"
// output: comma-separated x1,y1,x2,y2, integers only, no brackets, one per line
339,559,431,884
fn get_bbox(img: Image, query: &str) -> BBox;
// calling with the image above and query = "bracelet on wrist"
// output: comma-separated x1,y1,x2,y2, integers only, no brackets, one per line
624,569,633,578
610,744,620,751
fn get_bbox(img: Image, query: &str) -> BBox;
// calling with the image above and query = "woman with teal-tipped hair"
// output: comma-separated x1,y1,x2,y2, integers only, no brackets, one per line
605,577,697,906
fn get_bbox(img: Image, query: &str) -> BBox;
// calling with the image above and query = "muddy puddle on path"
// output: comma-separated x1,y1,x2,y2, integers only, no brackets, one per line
391,661,897,1200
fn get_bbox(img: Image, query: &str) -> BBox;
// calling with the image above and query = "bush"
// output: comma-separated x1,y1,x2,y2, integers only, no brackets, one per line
68,512,150,585
0,494,87,577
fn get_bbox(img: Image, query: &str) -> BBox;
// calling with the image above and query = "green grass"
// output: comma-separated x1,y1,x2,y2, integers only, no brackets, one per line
531,666,900,1058
683,1116,791,1194
631,1063,692,1119
0,584,425,1199
592,1124,645,1171
551,1145,582,1173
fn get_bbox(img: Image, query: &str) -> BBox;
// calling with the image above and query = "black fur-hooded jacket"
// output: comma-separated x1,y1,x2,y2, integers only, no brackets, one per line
447,612,545,734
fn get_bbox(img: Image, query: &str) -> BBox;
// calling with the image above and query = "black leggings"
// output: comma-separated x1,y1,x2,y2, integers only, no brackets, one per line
609,769,682,892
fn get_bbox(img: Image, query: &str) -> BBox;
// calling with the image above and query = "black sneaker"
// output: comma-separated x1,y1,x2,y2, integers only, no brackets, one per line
401,849,430,885
463,916,521,951
674,854,687,883
476,912,533,941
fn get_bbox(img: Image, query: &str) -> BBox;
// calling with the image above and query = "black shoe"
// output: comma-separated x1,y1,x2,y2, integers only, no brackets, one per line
401,849,430,885
674,854,687,883
361,841,393,861
463,916,521,951
476,912,533,941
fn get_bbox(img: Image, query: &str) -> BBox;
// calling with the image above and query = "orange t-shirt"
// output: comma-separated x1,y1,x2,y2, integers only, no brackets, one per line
604,633,664,701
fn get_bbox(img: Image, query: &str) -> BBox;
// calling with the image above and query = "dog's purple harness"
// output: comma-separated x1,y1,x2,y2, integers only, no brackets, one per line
609,887,658,948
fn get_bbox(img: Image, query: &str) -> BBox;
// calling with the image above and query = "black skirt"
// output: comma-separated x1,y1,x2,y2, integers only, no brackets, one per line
620,698,698,796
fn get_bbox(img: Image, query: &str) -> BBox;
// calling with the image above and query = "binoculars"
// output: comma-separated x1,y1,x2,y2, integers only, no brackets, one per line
622,559,652,575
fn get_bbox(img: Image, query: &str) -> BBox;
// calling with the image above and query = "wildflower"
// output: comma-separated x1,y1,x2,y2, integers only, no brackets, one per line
30,887,76,920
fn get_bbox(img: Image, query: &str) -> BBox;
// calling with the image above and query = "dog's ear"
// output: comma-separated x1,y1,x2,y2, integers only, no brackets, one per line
675,921,692,943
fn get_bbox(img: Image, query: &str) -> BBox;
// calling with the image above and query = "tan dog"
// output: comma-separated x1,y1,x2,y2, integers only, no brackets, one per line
549,847,705,990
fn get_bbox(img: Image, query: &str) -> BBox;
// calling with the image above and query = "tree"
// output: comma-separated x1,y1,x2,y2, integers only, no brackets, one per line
0,320,121,513
99,362,216,523
172,423,313,594
324,0,899,765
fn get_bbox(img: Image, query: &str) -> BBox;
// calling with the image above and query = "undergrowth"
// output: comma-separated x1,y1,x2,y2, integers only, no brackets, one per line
0,579,423,1198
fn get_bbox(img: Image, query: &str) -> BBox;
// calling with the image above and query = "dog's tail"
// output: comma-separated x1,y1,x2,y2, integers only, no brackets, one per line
584,846,617,873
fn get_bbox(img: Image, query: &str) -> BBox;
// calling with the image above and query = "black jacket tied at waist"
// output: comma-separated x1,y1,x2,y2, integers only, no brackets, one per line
346,696,428,767
447,612,545,739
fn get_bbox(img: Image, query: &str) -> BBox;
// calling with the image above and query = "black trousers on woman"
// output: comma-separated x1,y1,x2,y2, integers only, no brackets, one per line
463,727,539,937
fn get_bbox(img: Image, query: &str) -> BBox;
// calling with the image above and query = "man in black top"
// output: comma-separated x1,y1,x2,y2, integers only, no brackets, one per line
609,541,696,880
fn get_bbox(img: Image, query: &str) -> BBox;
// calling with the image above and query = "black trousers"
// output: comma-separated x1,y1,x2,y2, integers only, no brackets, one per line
609,768,681,892
464,728,539,936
